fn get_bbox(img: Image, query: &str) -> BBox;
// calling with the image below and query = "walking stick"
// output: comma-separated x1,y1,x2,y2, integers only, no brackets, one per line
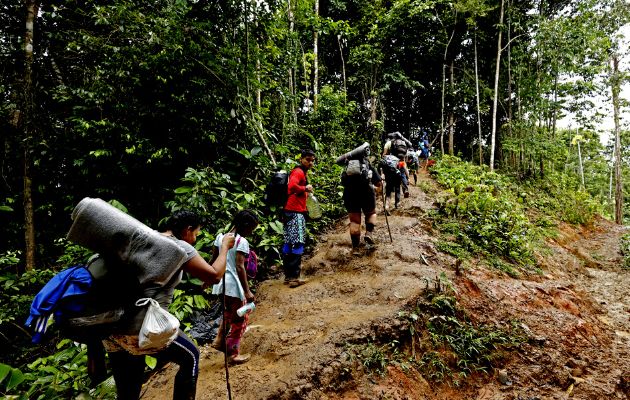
381,186,393,243
221,275,233,400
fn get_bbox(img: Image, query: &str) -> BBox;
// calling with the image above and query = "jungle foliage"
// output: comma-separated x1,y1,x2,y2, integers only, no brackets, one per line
1,0,629,397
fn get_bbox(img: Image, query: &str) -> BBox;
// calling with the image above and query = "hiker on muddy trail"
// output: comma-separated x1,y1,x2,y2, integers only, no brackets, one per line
420,136,431,171
282,149,315,288
211,209,259,365
336,143,383,255
406,147,420,185
105,210,235,400
380,154,403,214
398,158,410,198
382,131,409,159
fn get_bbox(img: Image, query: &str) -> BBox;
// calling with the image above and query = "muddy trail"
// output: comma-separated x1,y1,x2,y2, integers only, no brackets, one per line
143,171,629,400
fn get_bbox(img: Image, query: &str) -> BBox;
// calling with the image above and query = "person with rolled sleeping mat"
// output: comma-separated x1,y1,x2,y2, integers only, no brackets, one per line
382,131,412,159
336,143,383,255
380,154,403,214
283,149,315,288
104,210,235,400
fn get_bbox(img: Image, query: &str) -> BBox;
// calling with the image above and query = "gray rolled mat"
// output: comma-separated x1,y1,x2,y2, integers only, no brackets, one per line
67,197,187,286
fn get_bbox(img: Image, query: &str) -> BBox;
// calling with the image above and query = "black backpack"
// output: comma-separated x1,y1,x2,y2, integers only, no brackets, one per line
391,139,407,159
263,170,290,208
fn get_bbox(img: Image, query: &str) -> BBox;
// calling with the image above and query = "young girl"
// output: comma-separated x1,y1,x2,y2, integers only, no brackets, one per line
211,210,259,364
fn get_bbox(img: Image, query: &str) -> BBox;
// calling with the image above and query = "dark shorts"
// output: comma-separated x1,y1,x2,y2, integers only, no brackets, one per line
343,185,377,214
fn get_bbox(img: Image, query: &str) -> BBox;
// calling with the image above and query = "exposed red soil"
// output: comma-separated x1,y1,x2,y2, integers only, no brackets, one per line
143,171,629,400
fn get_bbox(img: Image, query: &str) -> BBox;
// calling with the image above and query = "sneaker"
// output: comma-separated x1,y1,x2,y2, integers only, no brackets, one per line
364,233,374,245
288,279,307,288
352,247,361,256
228,354,251,365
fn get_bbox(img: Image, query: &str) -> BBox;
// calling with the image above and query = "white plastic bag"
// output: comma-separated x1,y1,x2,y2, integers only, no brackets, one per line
135,298,180,350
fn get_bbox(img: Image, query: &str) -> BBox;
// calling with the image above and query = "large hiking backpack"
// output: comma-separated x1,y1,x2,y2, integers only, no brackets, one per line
263,170,290,208
407,150,419,167
342,158,372,186
391,139,407,159
381,155,400,175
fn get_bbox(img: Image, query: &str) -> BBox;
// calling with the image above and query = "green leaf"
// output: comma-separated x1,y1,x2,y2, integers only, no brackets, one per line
145,356,157,370
0,205,13,212
108,199,128,213
175,187,192,194
6,369,25,390
0,363,11,384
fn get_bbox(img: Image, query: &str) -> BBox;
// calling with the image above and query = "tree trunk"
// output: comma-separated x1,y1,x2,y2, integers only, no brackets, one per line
287,0,296,126
312,0,319,111
490,0,505,171
337,35,347,103
577,139,585,188
440,25,455,155
474,32,483,166
448,60,455,156
611,55,623,224
507,0,512,143
21,0,39,271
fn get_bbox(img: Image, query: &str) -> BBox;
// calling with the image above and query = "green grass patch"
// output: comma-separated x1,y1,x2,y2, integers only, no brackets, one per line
403,283,526,384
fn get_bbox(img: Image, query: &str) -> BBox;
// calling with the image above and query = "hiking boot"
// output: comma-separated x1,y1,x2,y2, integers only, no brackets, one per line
352,247,362,256
228,354,251,365
364,233,374,245
288,278,307,288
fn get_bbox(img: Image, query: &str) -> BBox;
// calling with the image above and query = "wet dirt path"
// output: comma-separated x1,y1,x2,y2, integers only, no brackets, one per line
142,171,630,400
143,173,455,400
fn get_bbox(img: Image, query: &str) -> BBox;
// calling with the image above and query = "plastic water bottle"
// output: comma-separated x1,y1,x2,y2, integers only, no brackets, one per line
306,193,322,219
236,302,256,317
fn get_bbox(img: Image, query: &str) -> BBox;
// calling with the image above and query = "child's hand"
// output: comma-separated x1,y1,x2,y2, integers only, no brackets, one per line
245,290,255,303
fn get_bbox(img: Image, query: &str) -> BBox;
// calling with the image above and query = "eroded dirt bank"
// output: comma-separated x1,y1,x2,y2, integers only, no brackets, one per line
143,171,629,400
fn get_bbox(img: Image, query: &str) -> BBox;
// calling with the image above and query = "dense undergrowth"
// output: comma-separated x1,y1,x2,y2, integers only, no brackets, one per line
429,156,602,277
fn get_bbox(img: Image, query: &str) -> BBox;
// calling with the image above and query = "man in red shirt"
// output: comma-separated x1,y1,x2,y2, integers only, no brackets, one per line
282,149,315,288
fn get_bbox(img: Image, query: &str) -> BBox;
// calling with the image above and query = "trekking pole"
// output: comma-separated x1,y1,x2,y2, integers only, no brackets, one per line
381,186,393,243
221,278,233,400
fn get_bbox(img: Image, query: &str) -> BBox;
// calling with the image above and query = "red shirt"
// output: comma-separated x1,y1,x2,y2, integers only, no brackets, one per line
284,167,308,213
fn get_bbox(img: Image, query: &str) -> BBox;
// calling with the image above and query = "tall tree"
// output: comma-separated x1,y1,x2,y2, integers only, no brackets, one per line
313,0,319,110
489,0,504,171
20,0,39,270
610,55,623,224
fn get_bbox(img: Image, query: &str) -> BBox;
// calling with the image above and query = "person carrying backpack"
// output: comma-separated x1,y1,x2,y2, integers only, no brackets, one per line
211,210,259,365
382,131,410,159
406,148,419,185
104,210,235,400
282,149,315,288
338,144,382,255
398,158,410,198
420,136,431,170
379,155,402,213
